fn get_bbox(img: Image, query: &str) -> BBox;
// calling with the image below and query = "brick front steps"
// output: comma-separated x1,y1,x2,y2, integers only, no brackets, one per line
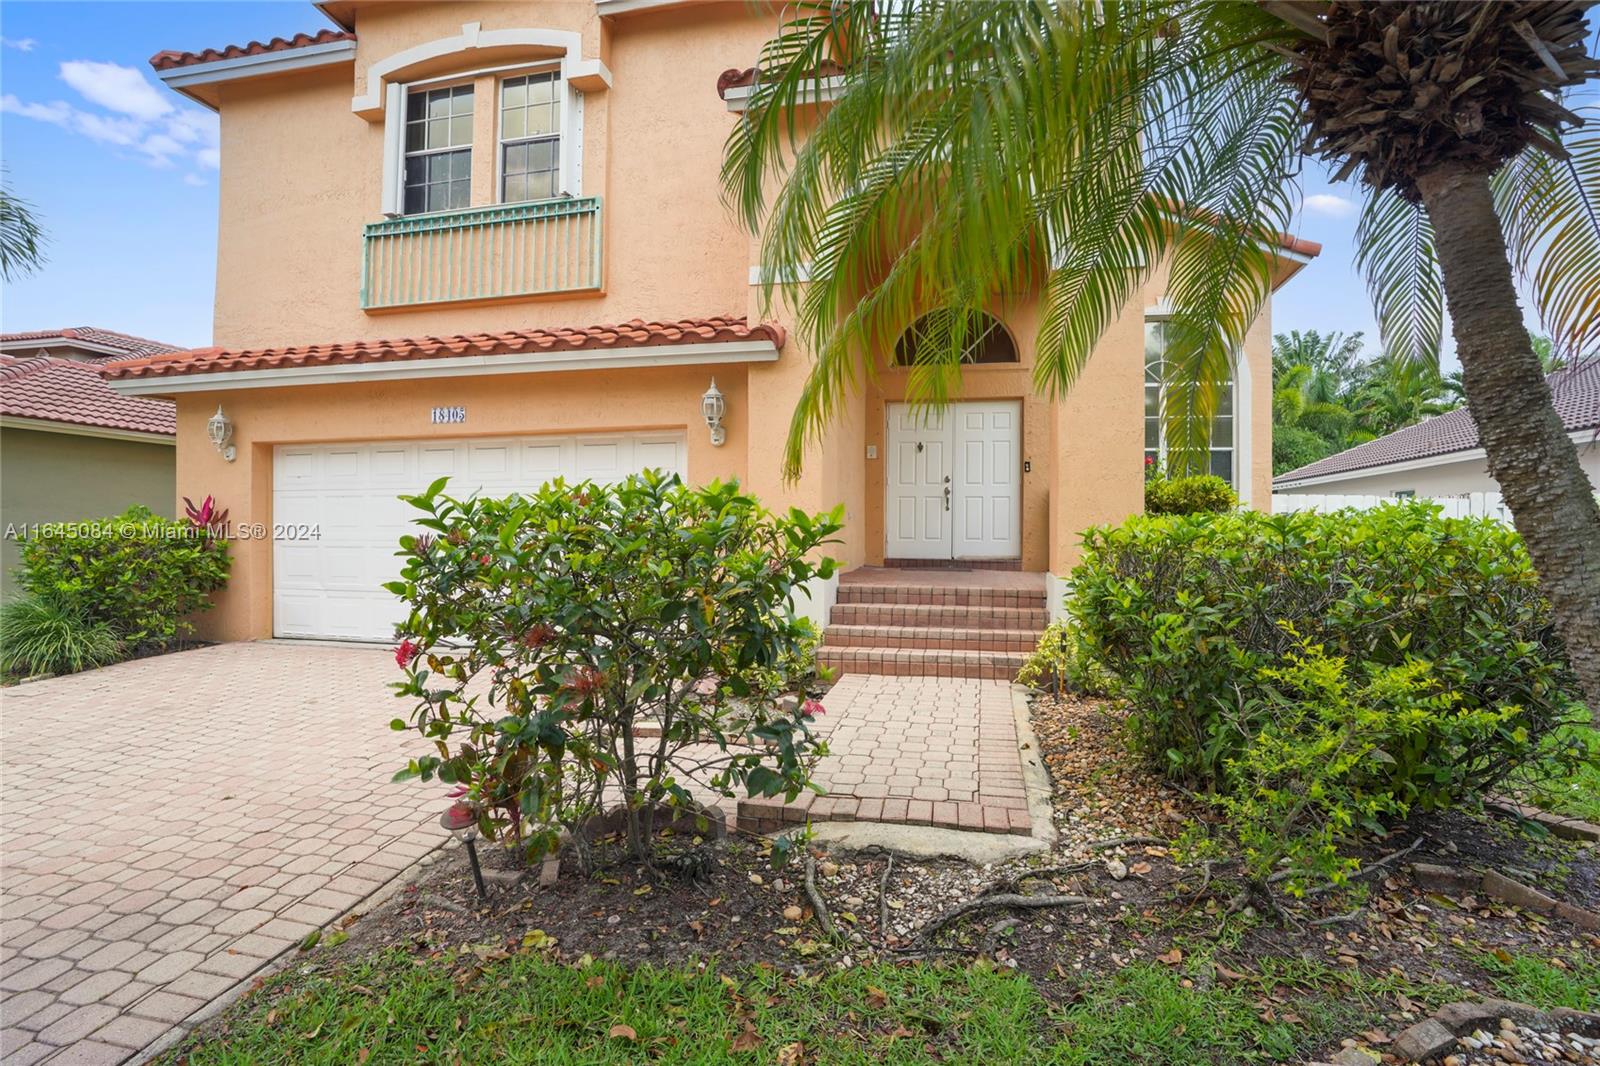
819,568,1047,680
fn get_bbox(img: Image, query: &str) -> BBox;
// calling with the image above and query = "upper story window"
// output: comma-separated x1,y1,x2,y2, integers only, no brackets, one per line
893,311,1018,366
1144,320,1235,484
499,71,561,203
403,85,473,213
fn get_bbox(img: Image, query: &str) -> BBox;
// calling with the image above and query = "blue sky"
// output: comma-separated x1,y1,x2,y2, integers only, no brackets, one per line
0,2,1584,360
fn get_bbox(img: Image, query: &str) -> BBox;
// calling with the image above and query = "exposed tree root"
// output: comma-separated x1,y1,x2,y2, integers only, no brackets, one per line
877,853,894,946
909,893,1093,947
979,917,1020,958
1086,834,1166,852
804,854,839,942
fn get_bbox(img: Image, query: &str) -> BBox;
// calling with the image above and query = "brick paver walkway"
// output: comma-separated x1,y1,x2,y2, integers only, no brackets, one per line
738,674,1033,836
0,642,440,1065
0,644,1037,1062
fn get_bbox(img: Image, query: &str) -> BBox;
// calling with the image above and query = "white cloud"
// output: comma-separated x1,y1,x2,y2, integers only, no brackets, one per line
1303,193,1357,218
182,173,207,187
3,36,38,51
3,60,219,176
1,94,71,125
60,60,173,121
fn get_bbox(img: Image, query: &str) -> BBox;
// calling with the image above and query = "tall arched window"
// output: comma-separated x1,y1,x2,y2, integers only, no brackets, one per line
894,311,1018,367
1144,320,1236,484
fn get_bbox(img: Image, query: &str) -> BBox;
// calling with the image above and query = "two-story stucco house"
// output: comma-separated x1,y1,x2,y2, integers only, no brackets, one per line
104,0,1315,673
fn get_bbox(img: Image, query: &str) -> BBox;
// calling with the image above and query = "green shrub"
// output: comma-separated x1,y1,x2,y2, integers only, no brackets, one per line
1071,505,1595,883
1144,474,1238,515
1017,619,1114,696
0,593,123,676
390,472,842,868
1068,504,1585,791
1211,636,1554,890
18,506,230,651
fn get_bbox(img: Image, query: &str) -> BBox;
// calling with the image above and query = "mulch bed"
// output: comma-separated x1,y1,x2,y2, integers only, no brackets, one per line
268,691,1596,1064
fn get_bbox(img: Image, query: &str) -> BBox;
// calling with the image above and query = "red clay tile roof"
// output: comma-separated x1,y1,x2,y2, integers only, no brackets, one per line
0,327,183,359
1,356,176,436
102,317,787,381
150,28,354,72
1275,362,1600,486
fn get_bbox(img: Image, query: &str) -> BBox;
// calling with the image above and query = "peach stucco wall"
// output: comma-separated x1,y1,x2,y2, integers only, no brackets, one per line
212,2,770,349
177,362,753,640
176,0,1289,640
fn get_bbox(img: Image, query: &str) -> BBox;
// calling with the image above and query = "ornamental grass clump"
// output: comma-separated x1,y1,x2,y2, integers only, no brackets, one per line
388,471,842,870
1067,503,1595,886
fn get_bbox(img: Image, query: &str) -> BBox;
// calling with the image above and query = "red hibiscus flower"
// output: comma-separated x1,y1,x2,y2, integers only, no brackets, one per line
801,698,826,718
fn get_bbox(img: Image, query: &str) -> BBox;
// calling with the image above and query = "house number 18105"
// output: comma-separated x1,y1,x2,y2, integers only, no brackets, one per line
430,406,466,425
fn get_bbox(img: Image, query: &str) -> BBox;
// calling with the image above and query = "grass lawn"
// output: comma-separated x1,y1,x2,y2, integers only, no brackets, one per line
1510,724,1600,823
1473,948,1600,1011
163,950,1447,1065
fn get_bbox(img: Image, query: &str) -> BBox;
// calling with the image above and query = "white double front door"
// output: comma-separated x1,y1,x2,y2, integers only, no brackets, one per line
885,401,1021,560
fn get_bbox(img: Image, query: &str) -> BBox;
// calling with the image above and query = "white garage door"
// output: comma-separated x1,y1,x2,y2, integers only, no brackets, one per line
273,432,687,641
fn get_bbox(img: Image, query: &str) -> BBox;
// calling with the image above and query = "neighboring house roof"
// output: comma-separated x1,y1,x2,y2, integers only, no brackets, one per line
150,28,354,71
0,327,184,360
102,317,788,381
0,356,177,437
1275,362,1600,487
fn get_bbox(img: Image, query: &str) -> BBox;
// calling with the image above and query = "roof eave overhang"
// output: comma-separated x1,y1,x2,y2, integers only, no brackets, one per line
723,76,845,113
1272,427,1600,489
0,415,175,445
0,337,163,359
155,39,358,110
105,339,782,396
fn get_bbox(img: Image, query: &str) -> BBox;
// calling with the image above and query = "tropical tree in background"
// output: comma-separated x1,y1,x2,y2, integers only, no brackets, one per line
723,1,1600,713
1272,329,1365,401
0,178,46,283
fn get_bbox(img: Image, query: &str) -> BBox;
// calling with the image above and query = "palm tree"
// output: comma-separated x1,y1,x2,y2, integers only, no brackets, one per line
1272,329,1365,397
723,2,1600,715
1349,356,1454,436
0,179,47,283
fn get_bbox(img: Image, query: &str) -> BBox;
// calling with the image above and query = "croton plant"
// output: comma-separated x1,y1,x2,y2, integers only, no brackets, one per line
388,471,841,869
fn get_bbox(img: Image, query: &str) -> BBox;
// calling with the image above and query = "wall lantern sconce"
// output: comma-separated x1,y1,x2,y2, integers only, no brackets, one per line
701,379,727,447
207,405,236,462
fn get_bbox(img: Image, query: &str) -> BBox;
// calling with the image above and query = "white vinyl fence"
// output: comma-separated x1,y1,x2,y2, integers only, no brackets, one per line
1271,491,1515,524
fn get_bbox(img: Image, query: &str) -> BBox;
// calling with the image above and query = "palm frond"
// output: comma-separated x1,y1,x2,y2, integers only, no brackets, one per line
0,179,48,283
1354,184,1443,370
725,0,1306,477
1493,108,1600,363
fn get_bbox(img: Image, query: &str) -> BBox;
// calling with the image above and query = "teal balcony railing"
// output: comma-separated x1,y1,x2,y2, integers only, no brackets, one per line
361,197,602,310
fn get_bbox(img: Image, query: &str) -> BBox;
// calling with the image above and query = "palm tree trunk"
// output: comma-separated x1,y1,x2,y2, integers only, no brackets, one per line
1415,164,1600,722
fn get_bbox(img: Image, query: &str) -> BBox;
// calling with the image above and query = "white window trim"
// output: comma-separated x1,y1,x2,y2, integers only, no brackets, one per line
382,60,584,217
1143,311,1254,505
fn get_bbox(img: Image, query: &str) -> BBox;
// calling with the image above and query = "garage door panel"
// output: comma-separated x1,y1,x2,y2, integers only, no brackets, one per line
274,431,686,640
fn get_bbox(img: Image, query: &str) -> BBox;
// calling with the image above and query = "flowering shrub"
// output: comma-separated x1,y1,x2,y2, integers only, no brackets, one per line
388,472,842,868
18,505,230,652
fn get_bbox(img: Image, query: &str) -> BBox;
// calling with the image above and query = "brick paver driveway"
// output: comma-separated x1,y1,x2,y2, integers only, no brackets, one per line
1,642,440,1065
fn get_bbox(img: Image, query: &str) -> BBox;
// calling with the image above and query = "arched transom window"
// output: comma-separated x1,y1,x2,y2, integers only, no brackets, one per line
1144,320,1236,484
893,311,1018,367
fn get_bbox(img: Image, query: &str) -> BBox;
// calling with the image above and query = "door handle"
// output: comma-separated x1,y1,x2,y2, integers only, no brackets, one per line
944,483,951,511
